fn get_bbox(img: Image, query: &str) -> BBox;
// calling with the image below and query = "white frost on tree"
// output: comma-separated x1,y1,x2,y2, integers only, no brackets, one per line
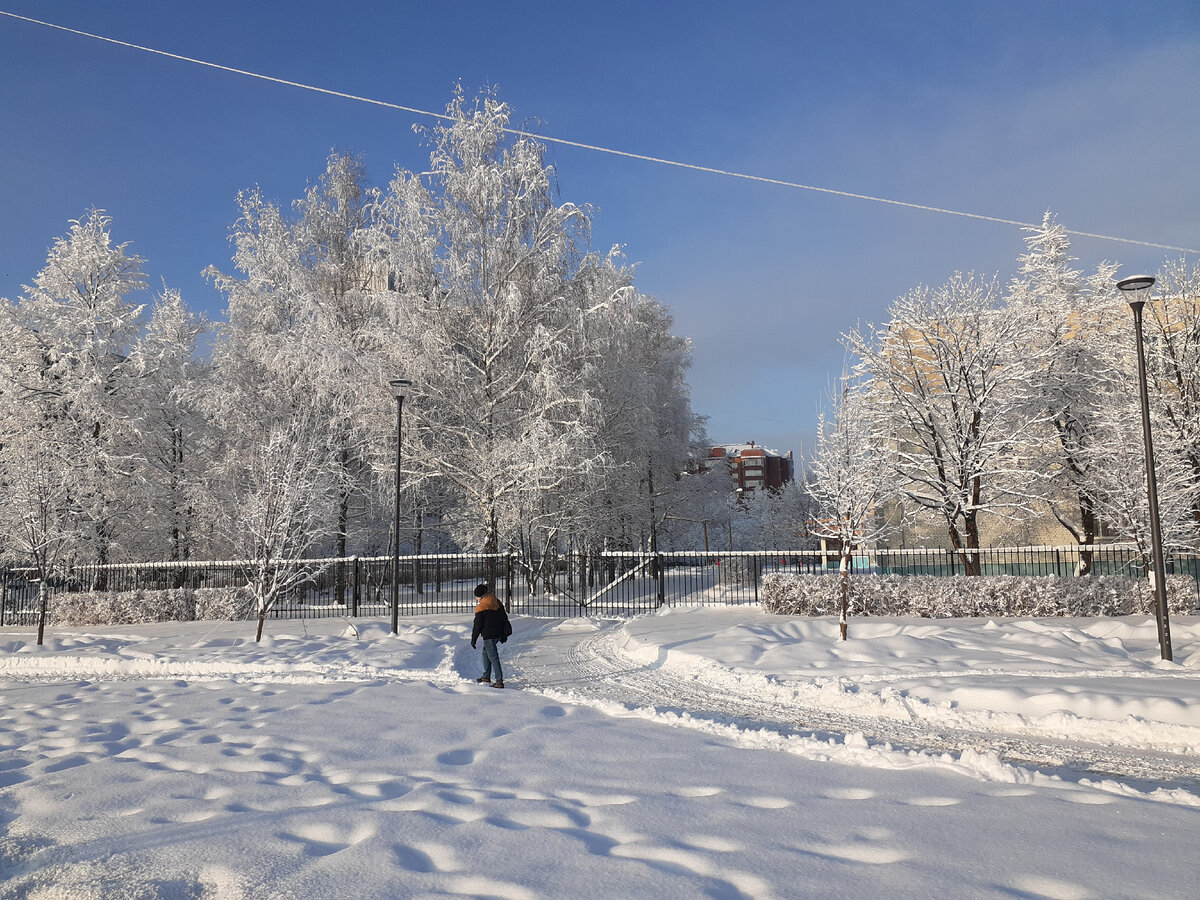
204,152,392,565
1006,212,1120,573
128,288,209,563
379,89,610,561
805,374,899,639
0,209,147,575
847,272,1050,574
215,413,336,641
1140,258,1200,543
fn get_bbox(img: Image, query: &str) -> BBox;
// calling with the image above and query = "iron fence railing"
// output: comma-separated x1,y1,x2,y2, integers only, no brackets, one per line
2,544,1198,627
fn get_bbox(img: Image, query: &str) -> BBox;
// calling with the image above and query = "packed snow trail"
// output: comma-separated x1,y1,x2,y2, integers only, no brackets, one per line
509,619,1200,793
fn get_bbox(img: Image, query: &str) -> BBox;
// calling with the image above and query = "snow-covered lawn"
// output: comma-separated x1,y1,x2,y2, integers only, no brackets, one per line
616,607,1200,754
1,608,1197,899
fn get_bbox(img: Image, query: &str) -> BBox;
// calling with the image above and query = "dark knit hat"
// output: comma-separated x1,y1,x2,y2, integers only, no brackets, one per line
474,583,490,598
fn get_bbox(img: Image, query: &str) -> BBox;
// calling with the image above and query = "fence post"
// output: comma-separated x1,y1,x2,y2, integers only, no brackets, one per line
506,553,514,603
656,552,666,607
753,554,760,605
351,557,360,617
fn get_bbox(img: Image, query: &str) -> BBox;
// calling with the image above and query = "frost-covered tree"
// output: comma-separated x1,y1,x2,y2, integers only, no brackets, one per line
379,89,610,560
848,273,1048,574
1085,271,1200,563
1006,212,1121,573
744,480,815,550
805,375,900,638
215,413,337,641
575,258,705,557
0,210,148,572
0,339,83,644
206,152,392,562
128,289,209,563
1141,258,1200,540
1086,390,1198,566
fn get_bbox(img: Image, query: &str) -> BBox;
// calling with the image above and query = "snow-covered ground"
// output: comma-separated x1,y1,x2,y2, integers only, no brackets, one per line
1,608,1197,899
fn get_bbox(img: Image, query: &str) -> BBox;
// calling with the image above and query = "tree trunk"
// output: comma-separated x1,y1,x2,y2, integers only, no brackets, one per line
484,510,499,587
335,453,349,604
36,580,48,646
962,508,982,576
838,550,852,641
255,608,266,643
1076,493,1098,577
945,520,982,577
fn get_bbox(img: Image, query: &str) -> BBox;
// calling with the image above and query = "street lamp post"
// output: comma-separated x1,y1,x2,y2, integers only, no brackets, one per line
389,379,412,636
1116,276,1173,661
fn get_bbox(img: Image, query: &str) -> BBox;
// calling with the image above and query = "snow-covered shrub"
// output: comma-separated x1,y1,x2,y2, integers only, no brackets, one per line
761,572,1198,618
49,589,197,626
194,587,256,621
47,586,255,625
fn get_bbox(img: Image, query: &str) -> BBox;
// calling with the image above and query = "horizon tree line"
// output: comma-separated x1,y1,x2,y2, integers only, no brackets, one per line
0,89,726,597
3,91,1198,590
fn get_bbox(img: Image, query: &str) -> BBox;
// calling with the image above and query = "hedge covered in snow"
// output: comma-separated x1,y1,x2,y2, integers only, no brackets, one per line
49,587,256,627
760,572,1199,618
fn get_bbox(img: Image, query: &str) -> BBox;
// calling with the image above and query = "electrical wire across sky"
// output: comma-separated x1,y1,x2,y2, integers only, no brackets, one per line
2,8,1197,256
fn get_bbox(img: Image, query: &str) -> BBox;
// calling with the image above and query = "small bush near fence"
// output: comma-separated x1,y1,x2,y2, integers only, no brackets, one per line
761,572,1198,618
49,587,256,627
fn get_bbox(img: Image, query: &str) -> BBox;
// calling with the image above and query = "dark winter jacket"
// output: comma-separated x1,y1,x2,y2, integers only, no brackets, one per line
471,594,512,646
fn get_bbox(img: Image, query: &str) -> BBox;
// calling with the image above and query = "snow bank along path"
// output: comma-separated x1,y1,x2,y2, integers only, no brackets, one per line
508,608,1200,797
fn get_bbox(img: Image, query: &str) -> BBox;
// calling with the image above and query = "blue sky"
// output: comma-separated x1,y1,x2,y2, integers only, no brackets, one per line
3,1,1199,459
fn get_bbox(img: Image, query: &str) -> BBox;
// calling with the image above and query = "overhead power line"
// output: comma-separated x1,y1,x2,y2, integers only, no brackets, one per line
3,9,1197,256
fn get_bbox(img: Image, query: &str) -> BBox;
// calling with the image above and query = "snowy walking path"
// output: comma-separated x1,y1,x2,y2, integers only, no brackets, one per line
1,608,1198,898
509,608,1200,791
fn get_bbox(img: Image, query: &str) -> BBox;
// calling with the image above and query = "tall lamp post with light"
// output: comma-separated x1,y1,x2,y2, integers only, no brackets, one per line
1116,275,1173,661
389,379,412,636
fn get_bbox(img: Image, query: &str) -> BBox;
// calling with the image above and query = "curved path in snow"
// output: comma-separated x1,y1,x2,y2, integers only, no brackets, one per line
509,621,1200,793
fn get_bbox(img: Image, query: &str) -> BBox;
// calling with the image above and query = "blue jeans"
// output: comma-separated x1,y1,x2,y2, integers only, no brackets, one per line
481,639,503,683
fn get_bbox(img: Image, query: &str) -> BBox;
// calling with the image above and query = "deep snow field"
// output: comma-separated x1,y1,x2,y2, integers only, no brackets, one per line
0,607,1197,899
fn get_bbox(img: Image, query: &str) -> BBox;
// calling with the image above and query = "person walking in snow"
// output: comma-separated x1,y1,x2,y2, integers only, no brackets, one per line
471,583,512,688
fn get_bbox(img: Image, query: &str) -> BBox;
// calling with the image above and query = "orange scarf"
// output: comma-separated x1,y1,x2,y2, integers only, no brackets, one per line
475,593,500,613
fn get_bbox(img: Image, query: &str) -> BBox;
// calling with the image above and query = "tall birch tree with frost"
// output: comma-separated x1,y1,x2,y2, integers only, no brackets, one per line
0,209,147,575
379,89,610,562
1083,268,1200,563
205,152,391,564
575,256,704,557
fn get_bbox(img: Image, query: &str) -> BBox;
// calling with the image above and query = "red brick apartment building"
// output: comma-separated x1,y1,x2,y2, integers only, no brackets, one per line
709,442,794,492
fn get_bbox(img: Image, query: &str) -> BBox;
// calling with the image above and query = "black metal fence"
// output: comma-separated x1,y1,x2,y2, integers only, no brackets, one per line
3,544,1198,627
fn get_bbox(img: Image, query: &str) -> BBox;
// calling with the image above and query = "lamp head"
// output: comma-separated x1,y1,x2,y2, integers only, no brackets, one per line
389,379,412,400
1117,275,1155,294
1117,275,1154,313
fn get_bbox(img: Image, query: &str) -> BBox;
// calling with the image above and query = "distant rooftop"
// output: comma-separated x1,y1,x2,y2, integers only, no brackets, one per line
709,441,790,458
